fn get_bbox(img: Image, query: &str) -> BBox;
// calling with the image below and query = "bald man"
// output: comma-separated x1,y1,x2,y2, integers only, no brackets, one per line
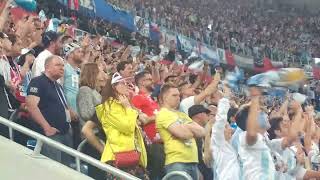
26,55,72,165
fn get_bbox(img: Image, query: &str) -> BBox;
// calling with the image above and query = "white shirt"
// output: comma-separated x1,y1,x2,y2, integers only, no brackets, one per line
0,57,11,85
211,98,241,180
239,132,276,180
31,49,52,78
179,96,195,115
275,145,306,180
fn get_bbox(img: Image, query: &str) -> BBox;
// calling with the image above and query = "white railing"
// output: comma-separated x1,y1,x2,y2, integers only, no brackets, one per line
0,116,140,180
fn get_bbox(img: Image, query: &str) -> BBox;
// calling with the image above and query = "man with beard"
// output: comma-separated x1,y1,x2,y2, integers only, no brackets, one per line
62,42,83,148
132,71,164,180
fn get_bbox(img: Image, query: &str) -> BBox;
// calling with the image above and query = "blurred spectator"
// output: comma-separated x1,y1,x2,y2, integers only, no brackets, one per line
0,74,9,137
96,72,149,179
209,86,241,180
188,104,213,180
179,72,220,115
26,55,72,165
116,60,134,78
31,31,62,78
16,48,36,103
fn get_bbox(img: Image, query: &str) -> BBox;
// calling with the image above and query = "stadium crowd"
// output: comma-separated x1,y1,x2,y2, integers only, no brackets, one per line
108,0,320,64
1,0,320,180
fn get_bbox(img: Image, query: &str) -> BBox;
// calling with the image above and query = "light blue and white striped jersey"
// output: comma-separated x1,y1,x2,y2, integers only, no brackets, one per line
239,132,276,180
63,62,80,114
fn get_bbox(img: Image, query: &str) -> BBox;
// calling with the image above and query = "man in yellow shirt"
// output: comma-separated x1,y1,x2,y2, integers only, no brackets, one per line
156,84,206,180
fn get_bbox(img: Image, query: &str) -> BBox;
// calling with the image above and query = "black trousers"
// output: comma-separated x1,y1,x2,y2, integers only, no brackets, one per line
147,143,165,180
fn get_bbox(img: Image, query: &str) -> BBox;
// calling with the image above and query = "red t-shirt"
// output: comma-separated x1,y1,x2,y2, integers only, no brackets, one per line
131,90,159,143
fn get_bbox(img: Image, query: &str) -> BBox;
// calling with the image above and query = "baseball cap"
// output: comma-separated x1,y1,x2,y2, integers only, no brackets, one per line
42,31,60,47
63,42,80,57
188,105,210,118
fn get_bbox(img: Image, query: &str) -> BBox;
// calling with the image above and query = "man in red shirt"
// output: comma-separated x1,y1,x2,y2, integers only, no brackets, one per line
132,71,164,180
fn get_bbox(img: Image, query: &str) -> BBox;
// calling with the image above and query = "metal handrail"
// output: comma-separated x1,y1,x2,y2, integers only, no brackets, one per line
76,132,106,172
8,109,19,140
0,116,140,180
161,171,193,180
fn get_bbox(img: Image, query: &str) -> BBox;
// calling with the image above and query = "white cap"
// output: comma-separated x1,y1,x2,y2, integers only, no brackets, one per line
111,72,125,85
292,93,307,104
20,48,35,55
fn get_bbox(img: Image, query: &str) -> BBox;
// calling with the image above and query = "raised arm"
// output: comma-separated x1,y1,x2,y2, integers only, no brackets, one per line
212,85,231,145
194,72,220,105
246,96,260,146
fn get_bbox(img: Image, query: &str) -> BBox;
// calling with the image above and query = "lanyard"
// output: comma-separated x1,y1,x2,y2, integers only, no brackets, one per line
54,82,68,109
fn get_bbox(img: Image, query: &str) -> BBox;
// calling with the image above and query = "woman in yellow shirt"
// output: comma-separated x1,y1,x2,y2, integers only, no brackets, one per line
96,72,149,179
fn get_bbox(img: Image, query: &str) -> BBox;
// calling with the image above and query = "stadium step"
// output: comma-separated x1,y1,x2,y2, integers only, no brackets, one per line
0,135,93,180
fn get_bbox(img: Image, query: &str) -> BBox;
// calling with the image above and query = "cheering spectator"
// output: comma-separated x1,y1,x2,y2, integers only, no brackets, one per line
26,55,72,165
179,72,220,115
156,83,205,179
31,31,62,78
210,85,241,180
96,72,149,179
116,60,134,78
188,104,213,180
132,71,164,180
238,88,276,180
16,48,36,102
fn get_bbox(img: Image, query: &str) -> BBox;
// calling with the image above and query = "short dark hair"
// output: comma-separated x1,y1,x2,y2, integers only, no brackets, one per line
159,83,177,105
235,105,250,131
135,71,151,85
178,82,189,90
61,35,73,44
42,31,60,49
267,117,283,140
227,107,239,124
164,75,178,83
116,61,131,72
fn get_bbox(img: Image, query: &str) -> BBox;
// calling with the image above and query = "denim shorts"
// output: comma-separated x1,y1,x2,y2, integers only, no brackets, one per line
164,162,199,180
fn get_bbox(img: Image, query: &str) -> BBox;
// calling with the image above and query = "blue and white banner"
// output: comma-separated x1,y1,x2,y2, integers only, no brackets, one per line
94,0,136,31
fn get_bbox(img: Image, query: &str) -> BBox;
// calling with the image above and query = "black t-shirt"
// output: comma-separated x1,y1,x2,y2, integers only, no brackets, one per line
27,74,70,135
0,75,8,119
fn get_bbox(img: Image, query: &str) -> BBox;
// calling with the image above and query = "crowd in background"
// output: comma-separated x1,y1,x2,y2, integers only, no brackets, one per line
108,0,320,65
2,0,320,180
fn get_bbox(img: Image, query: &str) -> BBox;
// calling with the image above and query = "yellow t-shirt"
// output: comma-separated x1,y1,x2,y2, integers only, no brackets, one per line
156,108,198,165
